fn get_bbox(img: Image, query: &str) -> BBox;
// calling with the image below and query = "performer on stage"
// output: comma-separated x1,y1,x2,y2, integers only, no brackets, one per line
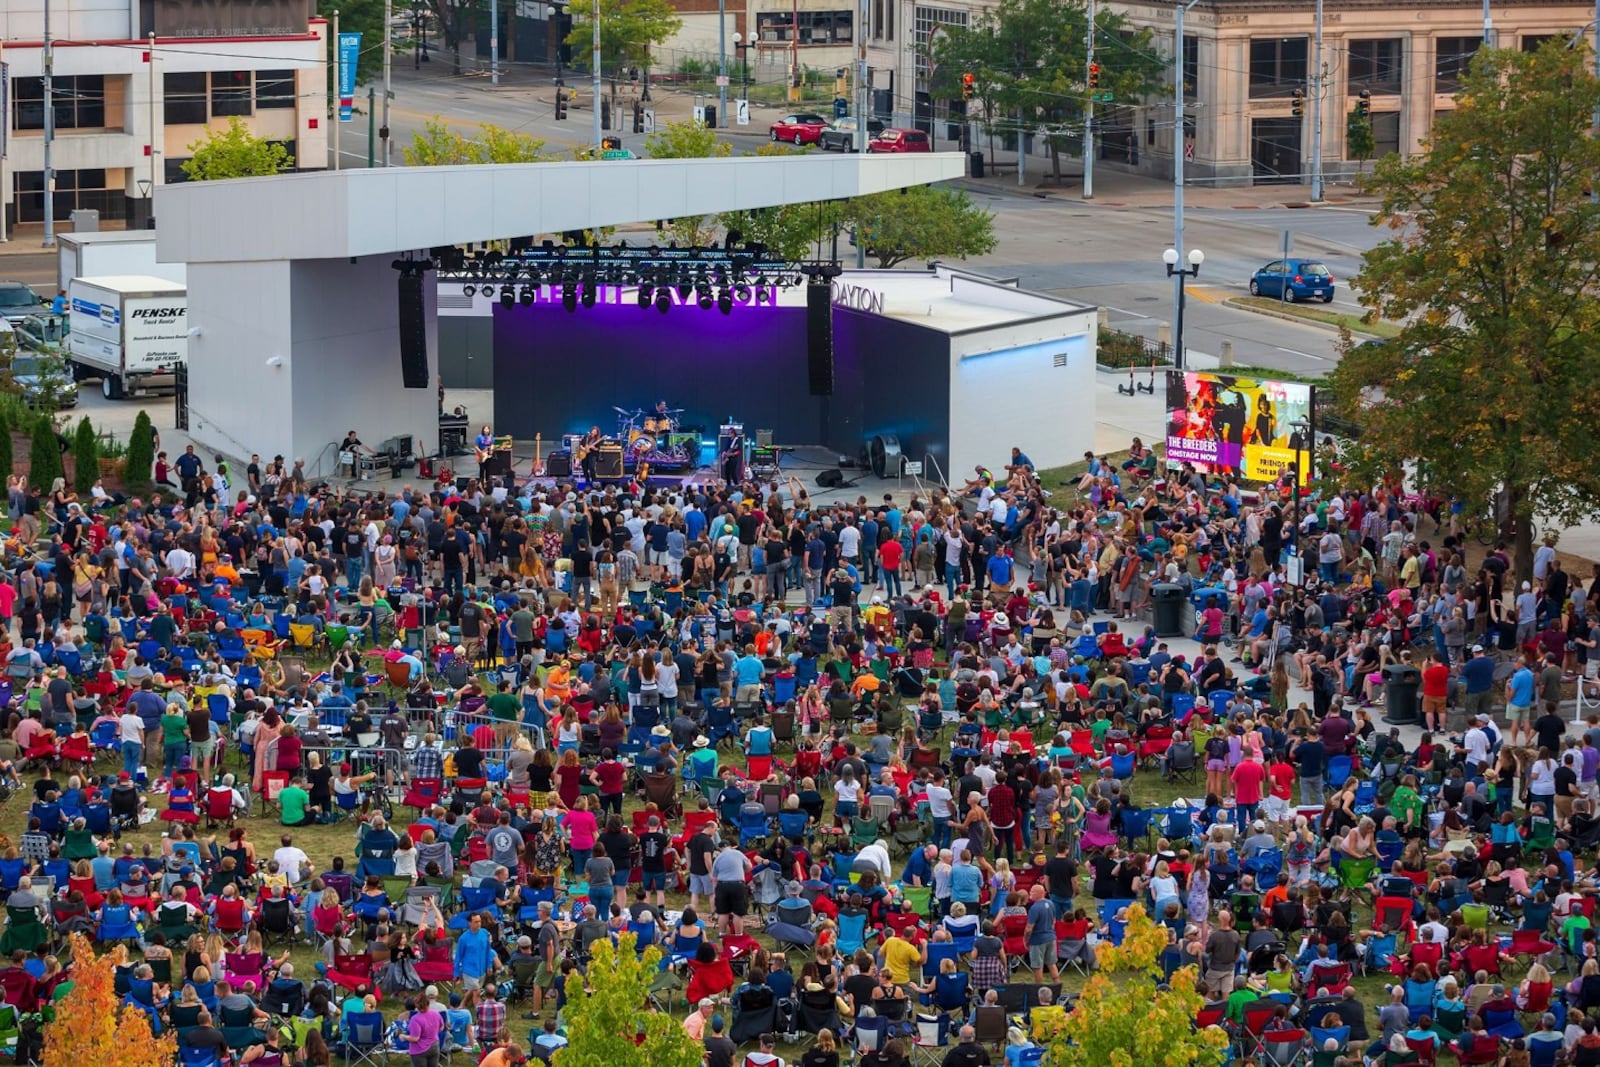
578,425,603,482
474,424,495,482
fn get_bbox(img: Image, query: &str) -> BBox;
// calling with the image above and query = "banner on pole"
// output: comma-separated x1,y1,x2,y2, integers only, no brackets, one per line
338,32,362,121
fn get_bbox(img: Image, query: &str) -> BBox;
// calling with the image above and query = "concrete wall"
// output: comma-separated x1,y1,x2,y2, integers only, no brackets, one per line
184,259,295,462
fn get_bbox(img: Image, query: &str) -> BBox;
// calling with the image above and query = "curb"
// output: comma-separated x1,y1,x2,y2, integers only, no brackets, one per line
1220,296,1384,339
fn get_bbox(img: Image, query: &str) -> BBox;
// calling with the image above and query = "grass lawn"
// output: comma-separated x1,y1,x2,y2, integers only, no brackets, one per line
1231,297,1403,340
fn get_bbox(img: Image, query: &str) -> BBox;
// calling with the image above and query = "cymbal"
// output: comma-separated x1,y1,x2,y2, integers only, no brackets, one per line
612,406,636,416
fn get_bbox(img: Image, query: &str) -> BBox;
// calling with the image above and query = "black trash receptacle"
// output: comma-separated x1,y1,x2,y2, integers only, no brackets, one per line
703,104,717,129
970,151,985,178
1152,583,1186,638
1383,663,1422,726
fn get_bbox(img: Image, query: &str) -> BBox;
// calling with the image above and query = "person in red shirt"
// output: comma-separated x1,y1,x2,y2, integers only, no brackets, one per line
1230,752,1268,827
1421,653,1451,733
879,537,904,598
1265,754,1296,823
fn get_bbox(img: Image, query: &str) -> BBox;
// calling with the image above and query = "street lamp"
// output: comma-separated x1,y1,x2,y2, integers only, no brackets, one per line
1163,246,1204,371
732,32,750,99
136,179,153,231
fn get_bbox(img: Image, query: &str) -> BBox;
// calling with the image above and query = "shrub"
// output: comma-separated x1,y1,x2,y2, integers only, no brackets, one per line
73,416,98,494
28,418,62,493
124,409,154,487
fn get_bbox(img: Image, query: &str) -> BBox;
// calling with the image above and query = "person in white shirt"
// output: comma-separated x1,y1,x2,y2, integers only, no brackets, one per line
1464,716,1492,770
273,835,312,884
165,545,195,579
856,838,892,881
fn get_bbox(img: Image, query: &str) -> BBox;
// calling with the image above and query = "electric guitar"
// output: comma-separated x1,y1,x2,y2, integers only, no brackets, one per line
475,438,494,465
573,435,601,463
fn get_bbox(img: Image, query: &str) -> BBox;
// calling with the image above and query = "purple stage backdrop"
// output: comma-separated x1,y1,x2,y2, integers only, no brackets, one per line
490,300,953,465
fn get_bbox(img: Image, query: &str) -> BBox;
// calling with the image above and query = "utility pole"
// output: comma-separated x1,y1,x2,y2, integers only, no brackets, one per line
383,0,393,165
148,32,159,230
333,10,341,171
718,0,727,127
1310,0,1323,200
1083,0,1095,199
855,0,868,267
367,85,376,165
491,0,500,84
1483,0,1492,46
42,0,54,247
592,0,602,148
1172,0,1202,367
0,40,8,243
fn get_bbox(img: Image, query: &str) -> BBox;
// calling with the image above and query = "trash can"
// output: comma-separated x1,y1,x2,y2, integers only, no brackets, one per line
970,151,985,179
1383,663,1422,726
1151,583,1186,638
702,104,717,129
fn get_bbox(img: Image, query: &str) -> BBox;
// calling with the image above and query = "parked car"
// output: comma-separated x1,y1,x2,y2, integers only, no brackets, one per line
0,281,43,326
768,113,831,145
819,117,886,152
6,351,77,408
1248,259,1336,302
866,128,932,153
14,313,68,354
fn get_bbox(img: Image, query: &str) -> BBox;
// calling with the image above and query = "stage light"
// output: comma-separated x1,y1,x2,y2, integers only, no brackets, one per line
717,287,733,315
581,275,597,308
519,286,535,306
733,283,751,302
638,285,652,308
500,288,515,308
696,285,713,311
481,285,497,299
562,285,577,313
655,289,671,314
463,284,476,297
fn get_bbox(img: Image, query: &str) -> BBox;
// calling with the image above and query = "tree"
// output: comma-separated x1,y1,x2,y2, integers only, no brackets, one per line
1326,41,1600,583
319,0,388,87
926,0,1165,180
27,418,62,494
554,934,703,1067
1346,110,1375,173
72,416,98,495
44,933,177,1066
566,0,682,121
718,143,848,260
1036,905,1227,1067
845,185,997,268
0,408,11,484
124,410,154,488
642,121,733,246
403,119,553,165
181,117,294,181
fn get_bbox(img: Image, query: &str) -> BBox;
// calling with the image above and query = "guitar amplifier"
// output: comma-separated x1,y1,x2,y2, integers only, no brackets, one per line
593,444,624,478
484,448,513,477
545,450,572,478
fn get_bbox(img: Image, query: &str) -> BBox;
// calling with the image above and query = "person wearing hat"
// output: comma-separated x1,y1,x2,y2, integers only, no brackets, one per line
1461,644,1497,727
688,734,719,781
684,996,718,1039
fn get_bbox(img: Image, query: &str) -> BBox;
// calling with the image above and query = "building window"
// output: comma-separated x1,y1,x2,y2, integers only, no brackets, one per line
257,70,297,109
1435,37,1479,93
913,6,967,79
165,159,192,184
13,75,105,131
164,72,208,125
1182,35,1199,100
14,168,122,223
1348,39,1402,94
1249,37,1308,98
1521,34,1555,53
211,71,252,117
1368,111,1400,158
756,10,853,45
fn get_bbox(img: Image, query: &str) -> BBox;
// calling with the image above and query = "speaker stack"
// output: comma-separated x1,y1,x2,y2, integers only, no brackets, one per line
398,272,429,388
806,281,833,396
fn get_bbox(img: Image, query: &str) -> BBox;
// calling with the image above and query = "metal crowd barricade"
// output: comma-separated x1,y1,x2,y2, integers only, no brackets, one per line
297,744,412,794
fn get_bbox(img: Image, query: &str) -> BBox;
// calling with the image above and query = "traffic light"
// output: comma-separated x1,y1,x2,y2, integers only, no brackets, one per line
962,72,975,100
1356,89,1371,117
1087,62,1100,90
633,102,645,134
555,88,567,120
1291,86,1305,118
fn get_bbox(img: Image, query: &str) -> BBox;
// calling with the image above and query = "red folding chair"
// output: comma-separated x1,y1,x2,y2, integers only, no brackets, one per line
1454,1033,1500,1066
259,770,291,816
402,777,444,813
999,913,1029,968
327,952,381,996
1509,928,1557,966
1404,1035,1438,1067
1459,942,1503,979
1260,1028,1309,1067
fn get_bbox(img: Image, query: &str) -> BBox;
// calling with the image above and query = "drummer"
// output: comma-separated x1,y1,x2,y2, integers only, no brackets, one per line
644,400,675,434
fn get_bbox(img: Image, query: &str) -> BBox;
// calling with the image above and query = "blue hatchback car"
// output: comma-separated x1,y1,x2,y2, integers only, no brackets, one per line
1248,259,1335,302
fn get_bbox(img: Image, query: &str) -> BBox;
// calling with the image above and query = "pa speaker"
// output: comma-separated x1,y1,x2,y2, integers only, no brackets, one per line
398,272,429,388
806,281,833,396
816,468,845,488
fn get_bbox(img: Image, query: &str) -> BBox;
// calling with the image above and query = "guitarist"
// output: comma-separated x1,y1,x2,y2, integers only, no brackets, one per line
474,424,495,482
577,424,603,483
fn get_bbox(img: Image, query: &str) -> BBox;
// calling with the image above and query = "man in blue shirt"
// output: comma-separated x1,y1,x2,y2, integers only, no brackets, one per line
1505,654,1538,748
949,851,983,908
733,647,765,704
1022,884,1058,983
986,546,1014,591
1461,645,1498,726
452,912,498,991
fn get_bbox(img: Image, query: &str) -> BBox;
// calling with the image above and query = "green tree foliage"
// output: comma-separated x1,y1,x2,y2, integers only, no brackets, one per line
554,934,703,1067
402,119,552,165
926,0,1165,179
1037,905,1227,1067
1346,111,1375,171
181,118,294,181
719,143,847,260
847,185,997,268
319,0,388,86
0,408,13,486
72,417,98,495
642,121,733,245
28,418,62,494
566,0,682,118
124,410,155,488
1327,41,1600,583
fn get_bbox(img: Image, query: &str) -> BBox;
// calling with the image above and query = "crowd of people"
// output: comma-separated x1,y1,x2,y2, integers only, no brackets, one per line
0,444,1595,1067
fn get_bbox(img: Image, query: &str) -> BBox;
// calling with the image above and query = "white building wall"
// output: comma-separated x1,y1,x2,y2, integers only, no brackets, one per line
946,312,1096,477
184,260,295,462
0,1,135,42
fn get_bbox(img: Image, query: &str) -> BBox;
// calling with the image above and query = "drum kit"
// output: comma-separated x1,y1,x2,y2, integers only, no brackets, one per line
611,405,694,470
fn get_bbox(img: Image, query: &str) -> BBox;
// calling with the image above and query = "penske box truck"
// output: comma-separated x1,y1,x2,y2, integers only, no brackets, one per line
66,275,187,399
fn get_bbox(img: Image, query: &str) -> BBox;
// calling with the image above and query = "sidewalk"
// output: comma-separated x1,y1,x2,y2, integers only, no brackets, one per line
954,163,1378,210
